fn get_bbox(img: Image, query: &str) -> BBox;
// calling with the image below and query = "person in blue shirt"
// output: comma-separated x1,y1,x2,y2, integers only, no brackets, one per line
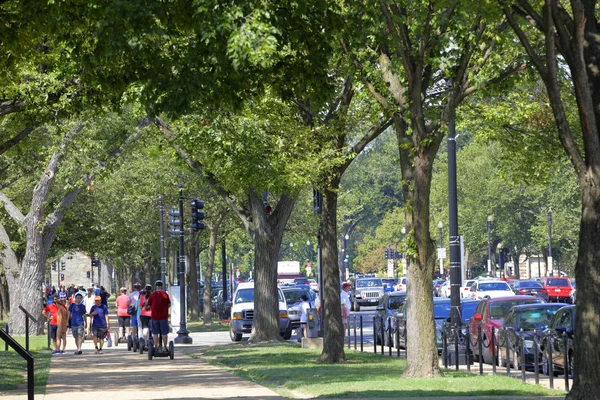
68,293,87,355
89,296,110,354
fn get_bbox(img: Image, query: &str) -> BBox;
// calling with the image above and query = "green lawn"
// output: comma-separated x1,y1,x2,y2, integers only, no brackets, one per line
0,335,52,394
194,344,564,399
186,319,229,333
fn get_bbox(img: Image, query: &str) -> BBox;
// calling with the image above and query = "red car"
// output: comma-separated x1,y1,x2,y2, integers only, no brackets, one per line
539,276,573,303
469,296,545,365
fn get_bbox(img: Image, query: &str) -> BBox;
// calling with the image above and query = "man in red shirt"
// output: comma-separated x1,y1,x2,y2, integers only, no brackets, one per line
147,280,170,351
42,295,60,354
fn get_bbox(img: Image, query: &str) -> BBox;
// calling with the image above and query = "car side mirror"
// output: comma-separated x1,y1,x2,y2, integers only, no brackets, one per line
376,305,384,311
473,313,483,321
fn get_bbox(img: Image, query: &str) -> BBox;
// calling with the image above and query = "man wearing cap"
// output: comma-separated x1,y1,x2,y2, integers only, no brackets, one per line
83,286,96,337
89,296,110,353
42,295,60,354
147,280,171,352
68,292,87,354
341,282,352,337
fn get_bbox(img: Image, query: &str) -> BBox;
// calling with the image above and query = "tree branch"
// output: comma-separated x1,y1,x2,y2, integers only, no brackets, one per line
0,191,25,225
0,126,36,156
0,100,25,117
461,62,527,99
379,52,408,112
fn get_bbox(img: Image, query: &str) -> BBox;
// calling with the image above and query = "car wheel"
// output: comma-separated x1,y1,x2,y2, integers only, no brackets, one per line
354,299,360,312
282,323,292,340
229,324,242,342
350,300,355,312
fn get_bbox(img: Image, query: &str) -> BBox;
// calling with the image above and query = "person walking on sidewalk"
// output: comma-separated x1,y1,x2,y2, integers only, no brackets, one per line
68,292,87,354
42,295,60,354
116,287,131,341
147,280,170,352
56,294,69,354
89,296,110,354
341,282,352,337
83,286,95,337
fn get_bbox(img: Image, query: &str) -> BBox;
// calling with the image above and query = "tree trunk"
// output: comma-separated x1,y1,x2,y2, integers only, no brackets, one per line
188,237,200,321
403,154,440,377
0,269,9,320
566,180,600,400
318,178,346,363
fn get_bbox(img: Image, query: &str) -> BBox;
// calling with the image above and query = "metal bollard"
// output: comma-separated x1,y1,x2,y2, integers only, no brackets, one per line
491,326,496,375
533,329,539,385
47,319,51,349
505,328,510,376
465,330,471,373
548,336,554,389
373,316,377,354
25,314,29,352
387,317,392,356
478,325,483,375
520,329,526,382
347,318,351,349
454,326,459,371
353,315,357,350
4,323,8,351
380,317,385,355
563,332,569,392
360,315,363,353
395,317,400,358
442,329,448,368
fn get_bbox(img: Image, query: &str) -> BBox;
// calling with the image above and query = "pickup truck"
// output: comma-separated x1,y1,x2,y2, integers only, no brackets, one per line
540,277,573,303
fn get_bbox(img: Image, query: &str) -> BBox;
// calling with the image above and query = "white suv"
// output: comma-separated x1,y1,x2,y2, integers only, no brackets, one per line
229,282,291,341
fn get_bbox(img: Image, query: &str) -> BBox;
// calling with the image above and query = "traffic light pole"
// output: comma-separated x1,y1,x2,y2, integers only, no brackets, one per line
448,118,462,327
174,187,192,344
159,195,166,286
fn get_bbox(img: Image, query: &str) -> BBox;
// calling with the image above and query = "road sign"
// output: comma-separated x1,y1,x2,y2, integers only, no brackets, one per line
387,259,394,278
437,248,446,259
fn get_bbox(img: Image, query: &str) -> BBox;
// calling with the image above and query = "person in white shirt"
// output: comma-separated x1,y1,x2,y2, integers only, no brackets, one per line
83,286,96,337
299,294,312,339
340,282,352,337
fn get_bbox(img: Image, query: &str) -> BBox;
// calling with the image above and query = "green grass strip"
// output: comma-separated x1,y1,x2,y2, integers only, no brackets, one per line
196,343,564,398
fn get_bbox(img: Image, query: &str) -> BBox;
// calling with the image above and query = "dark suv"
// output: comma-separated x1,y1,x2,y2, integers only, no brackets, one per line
374,291,407,345
541,305,575,377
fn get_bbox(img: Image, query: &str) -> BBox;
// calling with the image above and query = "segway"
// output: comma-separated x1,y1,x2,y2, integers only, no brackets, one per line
113,331,128,346
148,332,174,360
127,333,139,352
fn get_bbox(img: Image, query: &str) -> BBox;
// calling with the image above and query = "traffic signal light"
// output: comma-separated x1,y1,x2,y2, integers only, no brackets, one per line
169,208,182,236
395,251,401,259
51,262,56,271
91,258,98,267
190,199,205,233
61,261,66,271
60,274,64,281
384,248,389,259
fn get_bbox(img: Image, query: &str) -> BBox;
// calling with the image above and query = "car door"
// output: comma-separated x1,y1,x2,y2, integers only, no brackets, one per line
552,308,572,369
470,300,486,351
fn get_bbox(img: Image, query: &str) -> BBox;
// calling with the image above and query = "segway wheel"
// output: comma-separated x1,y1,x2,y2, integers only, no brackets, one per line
139,338,145,355
114,331,119,346
127,335,133,351
169,341,174,360
134,337,139,352
148,340,154,360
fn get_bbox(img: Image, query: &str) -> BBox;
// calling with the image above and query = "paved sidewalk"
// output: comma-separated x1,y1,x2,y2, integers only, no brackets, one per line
1,331,284,400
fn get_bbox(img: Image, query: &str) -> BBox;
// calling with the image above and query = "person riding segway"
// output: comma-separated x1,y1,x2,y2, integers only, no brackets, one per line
146,280,174,360
138,284,153,355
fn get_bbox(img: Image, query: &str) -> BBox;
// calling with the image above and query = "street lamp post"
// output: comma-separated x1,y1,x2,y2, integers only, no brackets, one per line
497,242,504,278
174,186,192,344
438,221,444,276
487,215,493,274
400,227,406,277
344,234,349,280
547,209,553,276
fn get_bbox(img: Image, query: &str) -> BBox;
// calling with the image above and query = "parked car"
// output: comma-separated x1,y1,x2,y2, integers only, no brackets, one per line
281,286,314,332
461,280,476,298
382,278,397,292
469,296,545,365
351,277,385,311
442,299,480,358
498,303,567,369
395,297,452,352
469,280,515,300
439,281,451,298
374,291,407,345
433,279,446,297
511,280,549,302
540,276,573,303
308,279,319,291
395,276,407,291
541,305,575,377
229,282,291,341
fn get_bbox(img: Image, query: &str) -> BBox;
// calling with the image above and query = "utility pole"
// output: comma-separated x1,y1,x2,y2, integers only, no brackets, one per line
174,186,192,344
447,118,462,327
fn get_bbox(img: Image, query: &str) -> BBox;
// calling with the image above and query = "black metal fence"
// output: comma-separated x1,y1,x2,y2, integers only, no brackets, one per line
344,314,573,393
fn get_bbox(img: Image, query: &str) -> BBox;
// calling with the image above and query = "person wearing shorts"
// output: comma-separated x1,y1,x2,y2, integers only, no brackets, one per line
341,282,352,337
68,293,87,354
116,287,131,339
56,294,69,354
129,283,141,338
139,284,152,341
147,280,170,351
89,296,109,354
42,295,60,354
83,286,96,337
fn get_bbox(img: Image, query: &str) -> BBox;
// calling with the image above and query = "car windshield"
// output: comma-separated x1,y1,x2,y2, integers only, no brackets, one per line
517,307,562,330
518,281,544,289
387,296,406,310
465,281,475,287
546,278,570,287
479,282,511,291
434,302,451,319
489,299,541,319
234,288,284,304
356,279,383,288
460,302,478,323
283,289,310,304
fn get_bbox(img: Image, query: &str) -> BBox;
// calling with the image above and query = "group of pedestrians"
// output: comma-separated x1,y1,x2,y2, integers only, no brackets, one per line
41,280,171,355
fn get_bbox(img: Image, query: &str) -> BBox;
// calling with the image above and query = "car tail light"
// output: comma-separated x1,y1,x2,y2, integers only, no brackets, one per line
518,289,528,294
